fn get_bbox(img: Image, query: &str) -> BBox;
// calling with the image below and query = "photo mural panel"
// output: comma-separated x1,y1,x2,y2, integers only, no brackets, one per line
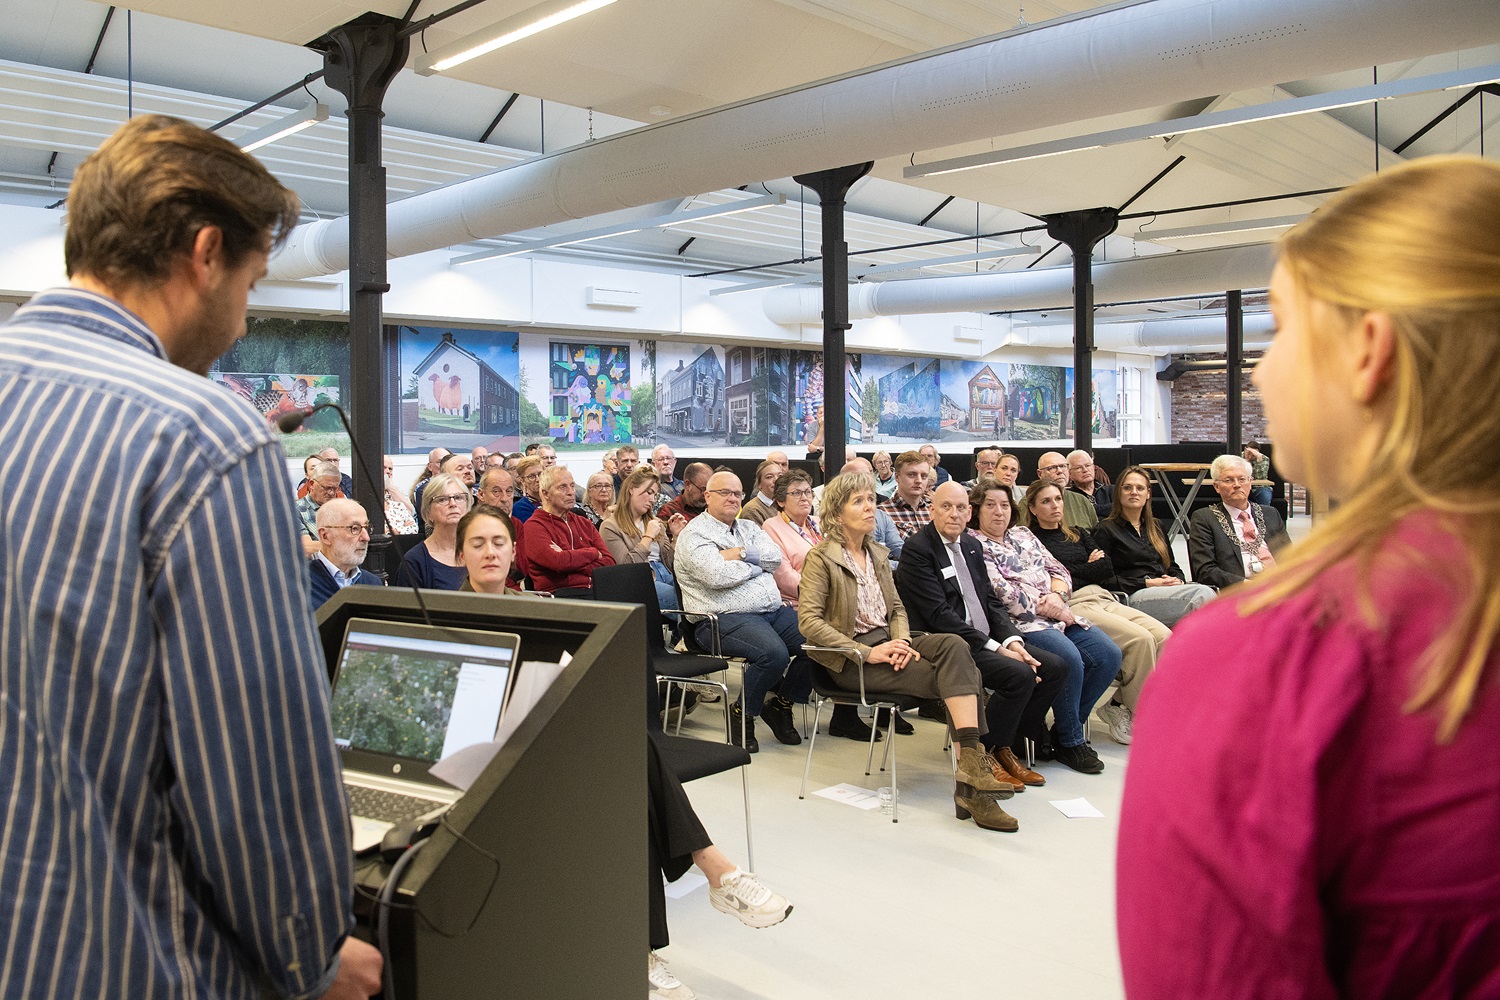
937,360,1011,441
1061,368,1122,438
856,354,943,444
397,325,520,455
1006,363,1067,440
655,342,727,446
548,341,632,448
213,316,350,448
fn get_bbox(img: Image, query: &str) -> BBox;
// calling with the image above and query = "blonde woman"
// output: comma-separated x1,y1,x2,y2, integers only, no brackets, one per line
395,471,469,590
1119,157,1500,997
599,466,679,613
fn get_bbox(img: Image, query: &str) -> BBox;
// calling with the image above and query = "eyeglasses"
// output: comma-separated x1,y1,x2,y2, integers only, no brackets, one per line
1038,463,1067,474
329,523,371,536
786,489,814,499
707,489,744,499
1216,476,1250,485
431,494,470,505
589,484,613,491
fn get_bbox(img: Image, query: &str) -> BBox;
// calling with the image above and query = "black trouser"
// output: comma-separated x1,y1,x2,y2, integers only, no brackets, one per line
647,732,712,950
970,642,1067,752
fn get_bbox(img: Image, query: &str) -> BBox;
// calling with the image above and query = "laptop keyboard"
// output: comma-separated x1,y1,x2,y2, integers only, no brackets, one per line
345,783,444,824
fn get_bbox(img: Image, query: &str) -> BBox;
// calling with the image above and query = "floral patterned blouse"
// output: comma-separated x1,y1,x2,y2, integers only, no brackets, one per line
970,526,1074,633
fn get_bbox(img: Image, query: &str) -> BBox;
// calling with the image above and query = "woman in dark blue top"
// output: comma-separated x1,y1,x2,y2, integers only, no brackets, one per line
395,472,469,590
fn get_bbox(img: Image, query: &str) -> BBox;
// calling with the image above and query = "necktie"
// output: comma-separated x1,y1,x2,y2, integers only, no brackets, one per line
1237,508,1274,568
948,541,990,630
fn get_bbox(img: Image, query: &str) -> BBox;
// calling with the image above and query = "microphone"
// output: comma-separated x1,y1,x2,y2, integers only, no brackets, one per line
280,403,436,629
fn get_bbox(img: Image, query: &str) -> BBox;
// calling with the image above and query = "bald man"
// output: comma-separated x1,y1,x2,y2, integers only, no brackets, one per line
309,498,384,608
1033,451,1098,529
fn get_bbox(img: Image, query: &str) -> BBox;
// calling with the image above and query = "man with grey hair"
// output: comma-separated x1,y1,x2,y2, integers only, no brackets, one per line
519,465,613,593
309,498,383,608
316,445,355,497
919,443,952,487
651,444,683,499
1188,454,1290,589
295,460,343,556
675,471,814,752
964,447,1003,489
1067,449,1113,519
1034,451,1098,529
441,450,477,489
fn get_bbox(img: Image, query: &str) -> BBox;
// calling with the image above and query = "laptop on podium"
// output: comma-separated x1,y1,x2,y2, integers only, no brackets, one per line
330,618,522,852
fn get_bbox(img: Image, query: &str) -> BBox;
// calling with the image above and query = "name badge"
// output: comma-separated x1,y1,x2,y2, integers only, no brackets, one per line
941,565,958,579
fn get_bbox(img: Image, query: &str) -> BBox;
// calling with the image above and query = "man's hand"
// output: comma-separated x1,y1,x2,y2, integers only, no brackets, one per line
998,642,1043,681
319,937,383,1000
666,513,688,538
866,639,919,670
720,547,743,561
549,542,563,553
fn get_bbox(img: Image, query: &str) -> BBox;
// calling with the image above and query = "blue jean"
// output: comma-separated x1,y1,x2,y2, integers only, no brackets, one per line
1023,624,1122,747
697,605,813,711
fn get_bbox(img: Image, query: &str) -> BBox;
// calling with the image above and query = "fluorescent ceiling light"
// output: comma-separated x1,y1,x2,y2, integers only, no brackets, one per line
415,0,619,75
235,102,328,152
906,62,1500,178
856,245,1040,277
709,274,821,296
451,193,786,265
1140,215,1306,242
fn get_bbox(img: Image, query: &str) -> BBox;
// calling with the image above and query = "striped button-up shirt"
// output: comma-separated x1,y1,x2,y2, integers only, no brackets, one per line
0,289,354,1000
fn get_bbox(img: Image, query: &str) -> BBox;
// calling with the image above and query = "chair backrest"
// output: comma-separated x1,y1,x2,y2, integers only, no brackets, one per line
590,563,665,652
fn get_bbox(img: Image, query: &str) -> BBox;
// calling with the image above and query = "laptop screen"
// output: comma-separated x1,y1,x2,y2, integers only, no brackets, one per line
331,618,521,771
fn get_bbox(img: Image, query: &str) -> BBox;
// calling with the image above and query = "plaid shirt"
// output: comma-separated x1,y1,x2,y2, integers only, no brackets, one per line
878,492,932,539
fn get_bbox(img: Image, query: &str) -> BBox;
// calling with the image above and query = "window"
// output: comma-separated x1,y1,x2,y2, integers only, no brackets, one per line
1119,366,1145,444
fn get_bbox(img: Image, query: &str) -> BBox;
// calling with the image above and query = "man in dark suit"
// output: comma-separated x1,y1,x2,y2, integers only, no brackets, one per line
1188,454,1291,589
309,498,384,608
895,482,1075,781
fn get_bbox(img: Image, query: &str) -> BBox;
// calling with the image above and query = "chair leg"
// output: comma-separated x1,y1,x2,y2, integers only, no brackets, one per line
878,714,894,773
889,715,898,824
740,761,754,873
798,698,826,800
1024,736,1035,769
863,709,880,776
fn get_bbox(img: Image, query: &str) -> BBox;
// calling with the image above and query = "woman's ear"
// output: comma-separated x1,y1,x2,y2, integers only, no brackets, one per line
1348,310,1398,407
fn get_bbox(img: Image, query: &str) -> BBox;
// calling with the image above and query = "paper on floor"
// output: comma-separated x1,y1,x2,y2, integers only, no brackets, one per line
1049,797,1105,819
813,783,882,810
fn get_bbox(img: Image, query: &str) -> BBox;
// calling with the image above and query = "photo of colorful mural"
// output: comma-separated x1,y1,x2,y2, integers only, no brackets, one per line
548,342,632,447
1006,364,1067,440
214,316,351,451
397,325,520,454
1063,368,1121,438
211,373,341,428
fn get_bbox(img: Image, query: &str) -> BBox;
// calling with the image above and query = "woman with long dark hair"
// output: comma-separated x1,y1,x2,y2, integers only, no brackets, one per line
1092,466,1213,627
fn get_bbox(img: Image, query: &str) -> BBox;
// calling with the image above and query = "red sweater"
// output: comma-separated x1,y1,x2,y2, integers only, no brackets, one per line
519,508,614,591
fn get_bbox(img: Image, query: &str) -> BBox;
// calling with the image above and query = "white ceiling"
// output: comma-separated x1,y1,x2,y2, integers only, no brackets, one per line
0,0,1497,314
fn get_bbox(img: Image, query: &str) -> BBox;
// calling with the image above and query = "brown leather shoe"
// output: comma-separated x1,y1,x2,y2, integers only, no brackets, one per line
997,746,1045,787
955,791,1019,832
955,746,1013,797
982,751,1025,793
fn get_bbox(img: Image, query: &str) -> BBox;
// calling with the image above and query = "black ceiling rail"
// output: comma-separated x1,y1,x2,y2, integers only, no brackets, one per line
208,71,327,132
918,195,955,226
480,92,520,142
45,6,116,178
1390,85,1496,155
1117,154,1185,214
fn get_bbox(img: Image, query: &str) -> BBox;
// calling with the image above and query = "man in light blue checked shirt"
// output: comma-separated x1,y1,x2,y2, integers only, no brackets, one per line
674,471,814,753
0,116,380,999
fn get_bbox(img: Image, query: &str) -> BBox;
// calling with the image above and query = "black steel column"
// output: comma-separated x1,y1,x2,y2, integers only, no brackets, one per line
309,13,408,535
1225,289,1243,454
1044,208,1119,451
792,163,873,477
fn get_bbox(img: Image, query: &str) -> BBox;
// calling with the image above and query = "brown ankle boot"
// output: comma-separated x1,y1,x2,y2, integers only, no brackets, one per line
954,790,1019,832
997,746,1046,787
955,745,1013,797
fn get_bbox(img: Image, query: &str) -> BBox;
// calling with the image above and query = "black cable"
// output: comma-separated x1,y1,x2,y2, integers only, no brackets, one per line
377,839,428,1000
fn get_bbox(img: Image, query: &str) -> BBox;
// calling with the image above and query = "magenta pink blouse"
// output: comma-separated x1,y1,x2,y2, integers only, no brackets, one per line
1117,513,1500,999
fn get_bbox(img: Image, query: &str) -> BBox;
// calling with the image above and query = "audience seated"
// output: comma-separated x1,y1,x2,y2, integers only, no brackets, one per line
511,455,544,522
841,458,905,565
674,471,815,753
996,452,1026,505
600,467,681,614
396,471,471,590
440,451,477,494
455,504,527,596
382,456,418,536
1067,450,1113,520
963,447,1002,489
470,445,489,474
295,454,334,499
798,472,1023,832
296,461,343,558
918,444,952,487
657,462,711,525
1093,466,1215,627
1032,451,1098,529
760,470,822,607
878,450,933,539
968,480,1121,772
613,444,639,492
894,482,1065,785
1243,444,1274,505
519,466,613,593
316,446,355,498
601,449,618,479
581,470,615,528
651,444,684,500
737,460,780,525
475,466,525,588
308,498,383,608
1188,454,1290,589
871,450,898,499
1027,481,1169,745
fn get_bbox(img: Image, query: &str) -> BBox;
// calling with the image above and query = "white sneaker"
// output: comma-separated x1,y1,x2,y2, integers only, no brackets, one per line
708,869,793,929
1094,702,1133,745
649,951,695,1000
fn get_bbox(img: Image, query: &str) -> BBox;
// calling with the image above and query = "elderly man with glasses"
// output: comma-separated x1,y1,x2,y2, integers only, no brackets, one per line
308,498,384,608
1187,454,1290,589
675,471,815,752
295,461,343,557
1034,451,1099,529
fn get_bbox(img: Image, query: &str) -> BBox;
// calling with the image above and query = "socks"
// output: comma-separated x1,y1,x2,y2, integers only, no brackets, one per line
955,727,982,751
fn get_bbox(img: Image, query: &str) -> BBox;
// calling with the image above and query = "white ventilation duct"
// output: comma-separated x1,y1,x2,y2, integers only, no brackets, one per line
268,0,1498,280
762,244,1276,324
1015,312,1276,354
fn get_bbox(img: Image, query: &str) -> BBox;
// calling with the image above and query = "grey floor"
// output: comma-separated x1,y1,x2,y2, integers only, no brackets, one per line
657,513,1314,1000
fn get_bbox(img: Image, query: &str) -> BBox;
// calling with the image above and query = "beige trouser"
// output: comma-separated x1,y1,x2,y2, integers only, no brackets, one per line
1067,584,1171,711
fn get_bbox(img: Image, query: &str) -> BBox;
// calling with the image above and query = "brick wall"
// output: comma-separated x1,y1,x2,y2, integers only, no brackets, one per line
1169,352,1269,445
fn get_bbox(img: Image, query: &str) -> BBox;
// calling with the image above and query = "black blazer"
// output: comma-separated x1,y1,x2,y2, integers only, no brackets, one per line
894,523,1021,652
1186,503,1289,589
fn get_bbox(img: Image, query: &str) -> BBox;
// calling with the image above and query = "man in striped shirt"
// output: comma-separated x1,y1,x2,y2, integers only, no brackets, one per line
0,116,379,1000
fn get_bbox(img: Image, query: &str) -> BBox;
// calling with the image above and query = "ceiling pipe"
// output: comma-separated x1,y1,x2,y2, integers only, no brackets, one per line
1013,312,1276,353
267,0,1498,280
763,243,1276,324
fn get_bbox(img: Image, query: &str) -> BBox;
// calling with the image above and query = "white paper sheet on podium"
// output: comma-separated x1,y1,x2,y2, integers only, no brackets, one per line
430,652,570,791
1049,797,1105,819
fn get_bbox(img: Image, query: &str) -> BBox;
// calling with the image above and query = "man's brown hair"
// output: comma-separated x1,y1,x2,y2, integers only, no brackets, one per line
893,450,927,473
64,114,300,287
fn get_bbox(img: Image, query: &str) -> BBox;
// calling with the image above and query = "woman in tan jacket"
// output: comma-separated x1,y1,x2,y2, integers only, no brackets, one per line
798,471,1022,832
